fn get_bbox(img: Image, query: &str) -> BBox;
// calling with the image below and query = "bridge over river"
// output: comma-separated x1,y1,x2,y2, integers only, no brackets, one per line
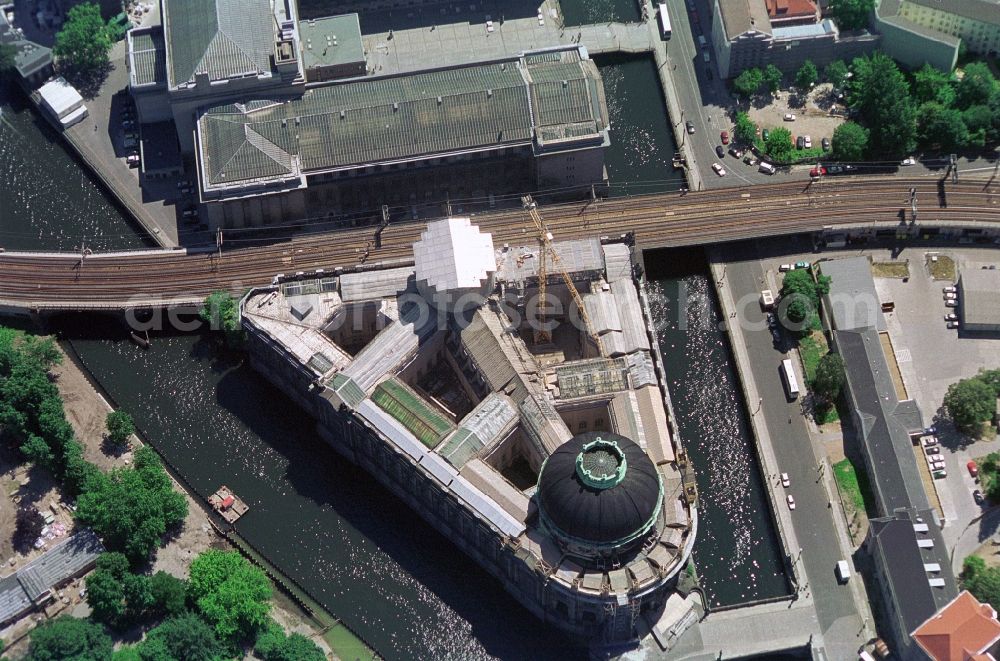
1,175,997,312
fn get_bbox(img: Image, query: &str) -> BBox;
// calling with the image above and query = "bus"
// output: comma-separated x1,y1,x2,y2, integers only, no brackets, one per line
781,359,800,400
658,3,671,39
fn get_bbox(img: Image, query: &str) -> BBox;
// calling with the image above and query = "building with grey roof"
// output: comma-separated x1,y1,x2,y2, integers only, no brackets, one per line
820,256,888,332
866,508,958,661
710,0,879,78
0,529,104,626
194,47,609,228
299,14,365,82
874,0,1000,71
0,7,53,89
241,218,694,643
959,266,1000,332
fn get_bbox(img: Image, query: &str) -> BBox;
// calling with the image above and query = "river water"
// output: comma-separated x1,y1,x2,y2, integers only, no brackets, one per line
2,0,784,653
644,249,791,608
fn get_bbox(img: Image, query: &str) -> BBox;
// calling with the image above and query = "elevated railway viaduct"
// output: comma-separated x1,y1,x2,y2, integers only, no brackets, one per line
1,175,998,313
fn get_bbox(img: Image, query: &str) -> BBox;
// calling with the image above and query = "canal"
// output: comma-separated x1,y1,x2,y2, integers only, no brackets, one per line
644,248,792,609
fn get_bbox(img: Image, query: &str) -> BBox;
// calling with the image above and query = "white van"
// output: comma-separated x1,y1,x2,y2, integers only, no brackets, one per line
698,35,707,49
836,560,851,583
758,162,776,175
760,289,775,311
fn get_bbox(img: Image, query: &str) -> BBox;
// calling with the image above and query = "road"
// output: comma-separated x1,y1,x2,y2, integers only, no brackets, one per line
720,244,870,656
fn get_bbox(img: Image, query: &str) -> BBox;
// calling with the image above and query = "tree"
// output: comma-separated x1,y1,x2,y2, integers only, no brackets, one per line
848,53,917,155
53,3,112,82
733,111,758,146
780,269,823,327
944,376,996,434
764,126,794,162
813,354,846,401
188,550,271,642
918,102,969,151
13,505,45,553
199,291,244,349
150,571,188,616
963,559,1000,612
105,410,135,447
963,105,995,148
913,64,956,107
828,0,876,30
824,60,849,89
762,64,782,94
831,122,869,161
795,60,818,92
112,647,143,661
28,615,113,661
956,62,998,110
964,555,987,581
732,68,763,98
255,621,324,661
0,42,17,79
75,446,188,562
141,612,224,661
86,553,129,625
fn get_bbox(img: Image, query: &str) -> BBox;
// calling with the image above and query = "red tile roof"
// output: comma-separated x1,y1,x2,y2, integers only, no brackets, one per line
765,0,817,19
913,591,1000,661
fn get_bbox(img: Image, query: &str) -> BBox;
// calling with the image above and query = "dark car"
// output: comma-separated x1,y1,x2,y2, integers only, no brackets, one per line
974,490,985,505
706,67,713,80
761,128,770,141
715,145,725,158
825,164,857,176
795,135,805,149
821,137,831,151
686,121,695,134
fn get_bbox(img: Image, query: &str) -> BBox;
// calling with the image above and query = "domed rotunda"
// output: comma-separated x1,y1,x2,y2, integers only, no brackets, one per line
536,432,663,557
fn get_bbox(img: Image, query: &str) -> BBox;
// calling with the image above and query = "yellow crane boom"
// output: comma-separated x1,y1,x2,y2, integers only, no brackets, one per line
521,196,597,347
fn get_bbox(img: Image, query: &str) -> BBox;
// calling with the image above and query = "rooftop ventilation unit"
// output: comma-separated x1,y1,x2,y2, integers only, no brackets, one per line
340,109,345,119
437,96,442,104
393,102,398,111
487,89,493,97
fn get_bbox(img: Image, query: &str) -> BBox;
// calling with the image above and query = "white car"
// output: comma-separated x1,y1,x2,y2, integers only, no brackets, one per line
901,157,917,166
786,495,796,510
944,313,958,321
712,162,726,176
921,436,938,448
781,473,790,487
803,135,812,148
486,18,494,32
944,292,958,300
783,113,796,121
779,264,794,272
943,286,957,294
946,299,959,308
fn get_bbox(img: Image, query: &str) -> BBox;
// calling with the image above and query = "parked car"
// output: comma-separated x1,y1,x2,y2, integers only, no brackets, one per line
716,145,725,158
946,299,959,308
123,136,137,149
783,113,796,121
744,153,757,165
803,135,812,148
786,495,796,510
943,286,957,294
796,135,805,149
974,490,985,505
921,436,938,448
944,292,958,300
901,157,916,166
947,320,960,329
758,161,776,174
761,128,770,141
821,137,830,151
926,446,940,455
686,121,695,134
923,426,937,435
485,18,494,32
968,461,979,478
944,313,958,321
182,209,198,218
729,146,743,158
126,154,140,167
779,264,794,272
781,472,790,487
836,560,851,584
712,162,726,176
933,470,947,479
720,130,729,144
825,164,857,176
794,261,810,270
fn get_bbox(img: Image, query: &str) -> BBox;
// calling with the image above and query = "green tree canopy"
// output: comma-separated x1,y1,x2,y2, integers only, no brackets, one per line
944,376,996,434
151,570,188,616
732,68,763,98
963,104,995,148
831,121,869,161
824,60,849,89
140,612,224,661
918,102,969,151
53,3,112,82
255,620,325,661
780,269,825,327
105,410,135,447
828,0,876,30
86,552,154,628
733,111,758,146
764,126,794,162
913,64,956,106
28,615,113,661
848,53,917,156
199,291,244,348
762,64,782,94
956,62,998,110
813,353,846,401
0,42,17,78
963,557,1000,612
188,550,272,642
75,446,188,562
795,60,818,92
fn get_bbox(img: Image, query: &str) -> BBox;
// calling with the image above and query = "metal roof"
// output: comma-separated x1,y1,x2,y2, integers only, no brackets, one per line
439,393,518,468
413,218,495,293
162,0,275,89
959,267,1000,329
820,257,887,332
197,49,606,189
128,28,166,87
372,378,454,448
906,0,1000,24
339,267,414,303
299,14,364,71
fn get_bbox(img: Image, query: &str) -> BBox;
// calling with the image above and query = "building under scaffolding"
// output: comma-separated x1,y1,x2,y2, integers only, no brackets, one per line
241,219,696,643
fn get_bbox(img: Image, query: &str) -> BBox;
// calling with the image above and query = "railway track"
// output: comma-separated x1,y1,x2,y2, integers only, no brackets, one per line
2,175,998,308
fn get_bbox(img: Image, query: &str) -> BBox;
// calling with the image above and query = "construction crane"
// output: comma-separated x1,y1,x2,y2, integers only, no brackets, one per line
521,195,597,347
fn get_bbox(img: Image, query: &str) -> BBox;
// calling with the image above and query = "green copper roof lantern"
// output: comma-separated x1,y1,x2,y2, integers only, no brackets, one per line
575,437,628,489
